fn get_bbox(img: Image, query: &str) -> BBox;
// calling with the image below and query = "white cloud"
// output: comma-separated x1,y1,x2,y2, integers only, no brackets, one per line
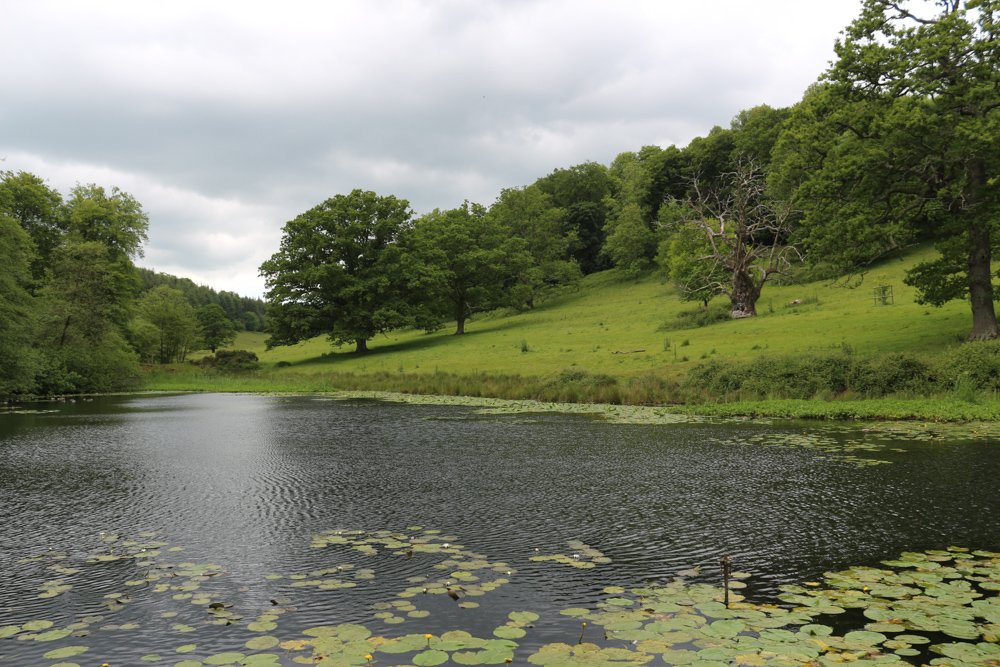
1,0,867,298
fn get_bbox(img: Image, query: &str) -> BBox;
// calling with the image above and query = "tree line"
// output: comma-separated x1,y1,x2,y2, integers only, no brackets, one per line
135,268,267,333
264,0,1000,353
0,172,263,397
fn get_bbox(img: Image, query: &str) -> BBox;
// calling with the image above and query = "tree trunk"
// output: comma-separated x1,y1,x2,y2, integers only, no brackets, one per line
455,296,466,335
58,315,71,347
730,270,761,318
965,162,998,341
966,220,999,340
354,339,369,354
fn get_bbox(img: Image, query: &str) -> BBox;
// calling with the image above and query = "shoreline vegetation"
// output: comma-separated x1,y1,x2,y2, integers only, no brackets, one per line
132,375,1000,424
128,241,1000,425
7,242,1000,425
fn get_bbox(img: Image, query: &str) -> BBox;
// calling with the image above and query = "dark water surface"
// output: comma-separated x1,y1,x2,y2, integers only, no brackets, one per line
1,393,998,665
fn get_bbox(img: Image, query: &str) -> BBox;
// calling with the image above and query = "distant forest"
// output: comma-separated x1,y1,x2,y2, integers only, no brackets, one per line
134,268,266,332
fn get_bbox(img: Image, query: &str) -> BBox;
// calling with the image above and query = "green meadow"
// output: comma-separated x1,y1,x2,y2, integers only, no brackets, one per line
143,243,1000,421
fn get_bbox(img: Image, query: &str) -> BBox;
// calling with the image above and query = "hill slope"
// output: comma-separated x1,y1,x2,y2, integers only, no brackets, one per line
229,243,971,378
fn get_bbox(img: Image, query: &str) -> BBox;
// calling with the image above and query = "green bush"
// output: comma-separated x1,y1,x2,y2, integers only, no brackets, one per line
937,340,1000,392
275,360,292,368
658,302,732,331
200,350,261,373
685,352,845,397
554,369,618,387
686,350,936,399
847,353,934,396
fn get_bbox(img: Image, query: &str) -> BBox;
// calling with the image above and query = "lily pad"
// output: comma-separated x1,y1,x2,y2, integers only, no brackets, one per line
203,652,246,665
246,635,280,649
494,626,526,639
42,646,90,659
413,650,450,666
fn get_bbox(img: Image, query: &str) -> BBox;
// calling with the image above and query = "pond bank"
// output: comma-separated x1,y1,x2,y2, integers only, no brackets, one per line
139,367,1000,424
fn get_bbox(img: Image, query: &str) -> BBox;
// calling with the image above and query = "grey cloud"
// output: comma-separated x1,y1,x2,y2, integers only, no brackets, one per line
2,0,864,296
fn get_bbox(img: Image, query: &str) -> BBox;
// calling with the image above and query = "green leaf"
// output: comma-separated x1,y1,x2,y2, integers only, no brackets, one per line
493,626,526,639
413,650,450,666
43,646,90,659
245,635,279,649
204,653,246,665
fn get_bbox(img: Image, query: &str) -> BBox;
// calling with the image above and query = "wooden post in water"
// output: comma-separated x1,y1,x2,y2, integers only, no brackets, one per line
720,554,732,606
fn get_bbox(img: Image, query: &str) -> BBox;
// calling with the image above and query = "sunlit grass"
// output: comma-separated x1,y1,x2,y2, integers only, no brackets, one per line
227,243,971,377
145,243,996,417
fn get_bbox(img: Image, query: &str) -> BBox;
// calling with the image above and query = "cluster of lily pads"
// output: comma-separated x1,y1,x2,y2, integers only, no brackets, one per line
731,432,902,466
318,392,1000,466
4,523,1000,667
530,541,613,570
297,528,516,619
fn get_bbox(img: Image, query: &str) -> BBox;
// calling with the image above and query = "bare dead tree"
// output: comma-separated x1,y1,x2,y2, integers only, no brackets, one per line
662,158,800,318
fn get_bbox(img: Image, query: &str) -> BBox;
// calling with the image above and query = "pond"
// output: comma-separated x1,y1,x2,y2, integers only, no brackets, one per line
1,393,998,667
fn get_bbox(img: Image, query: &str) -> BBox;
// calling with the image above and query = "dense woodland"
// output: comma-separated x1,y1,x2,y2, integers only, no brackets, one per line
0,173,266,396
2,0,998,396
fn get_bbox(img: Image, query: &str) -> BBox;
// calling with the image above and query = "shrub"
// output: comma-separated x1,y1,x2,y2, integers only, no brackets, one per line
937,340,1000,392
658,302,732,331
554,369,618,388
274,360,292,368
847,353,934,396
685,350,935,399
201,350,261,373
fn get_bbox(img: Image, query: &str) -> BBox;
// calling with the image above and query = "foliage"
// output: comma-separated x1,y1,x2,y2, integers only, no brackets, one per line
602,202,655,279
938,340,1000,393
601,151,659,278
0,170,65,283
196,304,237,353
0,214,40,395
135,267,266,331
773,0,1000,340
140,286,199,363
260,189,416,353
660,158,798,316
486,185,581,308
65,183,149,261
0,171,151,397
535,162,612,274
32,242,142,391
200,349,261,372
681,125,736,187
729,104,792,166
407,202,532,335
685,350,936,399
657,301,732,331
656,228,727,306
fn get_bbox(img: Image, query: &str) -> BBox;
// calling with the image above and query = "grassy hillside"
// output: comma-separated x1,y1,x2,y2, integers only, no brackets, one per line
153,247,992,400
206,244,972,377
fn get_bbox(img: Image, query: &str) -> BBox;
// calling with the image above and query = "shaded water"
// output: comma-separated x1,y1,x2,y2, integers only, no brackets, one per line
0,393,998,665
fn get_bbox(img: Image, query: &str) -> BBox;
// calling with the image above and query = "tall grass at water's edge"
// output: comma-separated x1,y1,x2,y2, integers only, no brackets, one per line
142,362,1000,422
131,243,1000,422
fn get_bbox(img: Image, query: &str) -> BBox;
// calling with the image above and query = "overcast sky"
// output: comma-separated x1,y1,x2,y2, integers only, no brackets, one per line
3,0,867,298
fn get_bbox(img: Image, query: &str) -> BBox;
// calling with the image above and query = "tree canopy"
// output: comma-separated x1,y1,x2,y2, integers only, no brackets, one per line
773,0,1000,340
407,202,532,335
260,189,415,353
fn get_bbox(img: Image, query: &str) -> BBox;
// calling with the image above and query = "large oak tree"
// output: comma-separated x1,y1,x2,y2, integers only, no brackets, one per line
774,0,1000,340
260,190,415,354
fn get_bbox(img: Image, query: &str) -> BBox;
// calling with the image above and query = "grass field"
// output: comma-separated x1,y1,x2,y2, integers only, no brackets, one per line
185,243,973,379
141,242,1000,421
